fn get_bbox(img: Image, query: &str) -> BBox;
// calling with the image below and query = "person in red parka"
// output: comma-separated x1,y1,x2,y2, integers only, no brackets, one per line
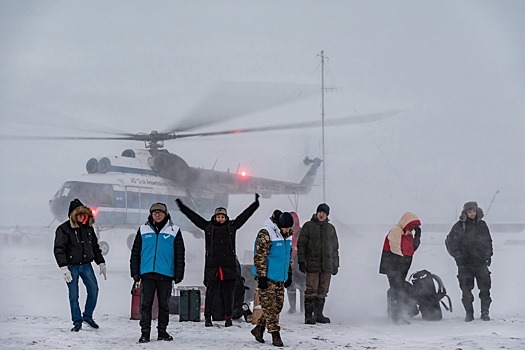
379,212,421,325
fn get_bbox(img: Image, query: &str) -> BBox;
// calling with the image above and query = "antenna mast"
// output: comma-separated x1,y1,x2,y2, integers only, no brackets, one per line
317,50,328,202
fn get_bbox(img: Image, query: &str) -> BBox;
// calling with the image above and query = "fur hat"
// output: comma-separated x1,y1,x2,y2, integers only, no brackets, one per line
459,201,484,222
278,212,294,228
463,201,479,211
214,207,228,216
316,203,330,216
150,202,168,214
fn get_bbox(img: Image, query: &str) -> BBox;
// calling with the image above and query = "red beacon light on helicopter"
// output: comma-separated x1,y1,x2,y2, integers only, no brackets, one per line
90,207,98,217
237,169,249,181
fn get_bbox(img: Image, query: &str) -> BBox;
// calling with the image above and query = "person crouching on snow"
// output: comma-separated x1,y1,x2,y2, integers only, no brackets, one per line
379,212,421,325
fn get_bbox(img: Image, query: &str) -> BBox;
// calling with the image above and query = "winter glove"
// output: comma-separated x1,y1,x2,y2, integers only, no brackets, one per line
175,198,183,208
99,263,107,280
257,276,269,290
132,274,141,282
332,266,339,276
486,258,492,267
413,226,421,237
174,276,183,284
255,193,260,203
298,262,306,274
284,275,293,288
61,266,72,283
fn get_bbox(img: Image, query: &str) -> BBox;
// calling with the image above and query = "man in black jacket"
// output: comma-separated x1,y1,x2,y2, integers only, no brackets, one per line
297,203,339,325
54,198,106,332
445,201,493,322
130,203,185,343
176,194,259,327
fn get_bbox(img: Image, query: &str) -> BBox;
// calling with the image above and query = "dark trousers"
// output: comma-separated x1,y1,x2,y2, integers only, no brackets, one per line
205,279,235,317
387,272,408,320
140,278,172,334
457,264,491,313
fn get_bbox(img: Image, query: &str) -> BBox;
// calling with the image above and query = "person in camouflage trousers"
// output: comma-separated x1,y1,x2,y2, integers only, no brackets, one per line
251,211,294,347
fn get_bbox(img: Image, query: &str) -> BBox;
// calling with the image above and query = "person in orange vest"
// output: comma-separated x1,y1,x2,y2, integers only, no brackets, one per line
379,212,421,325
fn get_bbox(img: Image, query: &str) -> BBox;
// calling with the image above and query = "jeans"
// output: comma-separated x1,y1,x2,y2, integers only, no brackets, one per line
66,264,99,326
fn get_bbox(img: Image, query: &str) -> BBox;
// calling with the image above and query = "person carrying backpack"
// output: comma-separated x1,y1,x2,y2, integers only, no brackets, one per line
379,212,421,325
445,201,493,322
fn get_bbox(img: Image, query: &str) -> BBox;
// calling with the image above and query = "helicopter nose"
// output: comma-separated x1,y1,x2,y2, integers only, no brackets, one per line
49,197,70,222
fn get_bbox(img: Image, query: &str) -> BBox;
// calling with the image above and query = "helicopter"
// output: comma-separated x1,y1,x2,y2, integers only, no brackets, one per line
2,79,400,256
47,129,324,255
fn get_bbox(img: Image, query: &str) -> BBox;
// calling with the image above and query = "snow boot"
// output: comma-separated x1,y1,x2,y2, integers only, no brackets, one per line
481,311,490,321
304,297,316,324
251,325,265,343
225,315,233,327
205,315,213,327
71,323,82,332
138,333,150,343
271,331,284,347
465,313,474,322
315,297,331,323
83,319,99,329
463,300,474,322
481,299,491,321
157,331,173,341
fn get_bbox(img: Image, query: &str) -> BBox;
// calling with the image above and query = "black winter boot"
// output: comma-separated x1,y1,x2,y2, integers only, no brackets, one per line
157,331,173,341
138,333,150,343
463,300,474,322
251,325,265,343
205,315,213,327
271,331,284,347
225,315,233,327
304,297,316,324
315,297,331,323
481,298,491,321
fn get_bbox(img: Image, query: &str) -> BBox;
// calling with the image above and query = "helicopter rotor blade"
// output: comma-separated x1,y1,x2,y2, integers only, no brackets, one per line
164,81,318,133
174,111,401,139
0,135,137,141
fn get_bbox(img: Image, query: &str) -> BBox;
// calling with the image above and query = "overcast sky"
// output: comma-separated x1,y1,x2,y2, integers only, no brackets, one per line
0,0,524,227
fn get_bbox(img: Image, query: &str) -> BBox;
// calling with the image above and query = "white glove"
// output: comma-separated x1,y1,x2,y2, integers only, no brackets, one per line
99,263,107,280
61,266,72,283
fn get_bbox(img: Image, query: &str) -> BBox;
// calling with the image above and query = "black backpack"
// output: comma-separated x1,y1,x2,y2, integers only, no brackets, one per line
409,270,452,321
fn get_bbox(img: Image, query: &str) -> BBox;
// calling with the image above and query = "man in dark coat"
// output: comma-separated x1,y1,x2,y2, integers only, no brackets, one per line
130,203,185,343
445,201,493,322
54,198,106,332
297,203,339,324
379,212,421,325
176,194,259,327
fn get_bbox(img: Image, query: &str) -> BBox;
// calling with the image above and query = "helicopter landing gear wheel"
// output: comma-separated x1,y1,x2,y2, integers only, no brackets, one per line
99,241,109,256
127,234,135,250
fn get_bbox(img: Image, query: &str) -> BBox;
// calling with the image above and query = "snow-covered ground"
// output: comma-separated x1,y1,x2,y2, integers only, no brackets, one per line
0,225,524,349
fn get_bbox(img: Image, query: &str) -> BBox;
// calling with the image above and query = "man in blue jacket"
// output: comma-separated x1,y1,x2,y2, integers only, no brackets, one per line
130,203,185,343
